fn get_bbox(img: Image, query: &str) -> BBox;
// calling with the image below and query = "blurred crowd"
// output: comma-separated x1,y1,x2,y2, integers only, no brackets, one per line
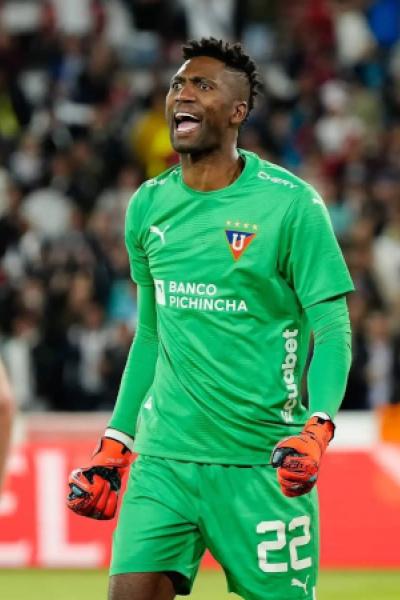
0,0,399,412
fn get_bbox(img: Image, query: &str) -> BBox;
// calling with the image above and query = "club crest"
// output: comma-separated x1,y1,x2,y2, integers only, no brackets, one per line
225,221,257,260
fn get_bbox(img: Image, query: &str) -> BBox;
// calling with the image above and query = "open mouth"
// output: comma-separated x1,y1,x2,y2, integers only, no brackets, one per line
174,112,201,135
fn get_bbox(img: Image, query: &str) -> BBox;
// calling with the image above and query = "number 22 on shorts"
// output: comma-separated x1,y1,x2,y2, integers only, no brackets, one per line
256,515,312,572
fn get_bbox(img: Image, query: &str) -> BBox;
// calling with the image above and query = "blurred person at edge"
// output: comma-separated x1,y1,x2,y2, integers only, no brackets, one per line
315,80,365,158
345,234,384,311
66,302,111,410
9,133,45,191
342,293,369,410
178,0,238,41
1,311,38,411
0,67,31,148
365,311,396,409
330,0,376,69
0,359,14,492
130,87,177,178
393,329,400,403
101,321,134,409
95,164,141,236
373,197,400,316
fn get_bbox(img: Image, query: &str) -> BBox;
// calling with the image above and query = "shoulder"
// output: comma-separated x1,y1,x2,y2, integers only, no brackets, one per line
248,152,324,211
126,164,181,220
143,163,181,190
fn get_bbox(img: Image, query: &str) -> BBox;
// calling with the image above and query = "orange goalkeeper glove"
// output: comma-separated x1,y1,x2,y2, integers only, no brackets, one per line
271,415,334,497
67,431,133,520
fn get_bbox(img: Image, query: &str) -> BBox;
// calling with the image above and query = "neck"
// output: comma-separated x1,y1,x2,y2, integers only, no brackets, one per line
180,146,243,192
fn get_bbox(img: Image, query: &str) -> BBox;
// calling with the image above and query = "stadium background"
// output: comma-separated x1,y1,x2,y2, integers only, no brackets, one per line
0,0,400,598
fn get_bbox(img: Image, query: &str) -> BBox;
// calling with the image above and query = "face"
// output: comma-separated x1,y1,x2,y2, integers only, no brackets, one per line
165,56,247,154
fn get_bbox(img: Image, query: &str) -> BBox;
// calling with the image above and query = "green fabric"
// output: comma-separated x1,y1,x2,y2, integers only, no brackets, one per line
305,296,352,419
111,455,319,600
118,149,353,463
108,285,158,437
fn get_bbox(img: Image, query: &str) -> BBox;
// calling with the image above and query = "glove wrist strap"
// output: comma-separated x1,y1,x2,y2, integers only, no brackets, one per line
104,428,135,453
311,411,332,422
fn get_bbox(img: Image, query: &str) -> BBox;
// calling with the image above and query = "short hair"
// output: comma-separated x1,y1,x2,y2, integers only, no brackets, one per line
182,37,261,116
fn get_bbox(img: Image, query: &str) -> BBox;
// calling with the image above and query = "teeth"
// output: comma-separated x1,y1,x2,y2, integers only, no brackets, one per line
175,112,199,122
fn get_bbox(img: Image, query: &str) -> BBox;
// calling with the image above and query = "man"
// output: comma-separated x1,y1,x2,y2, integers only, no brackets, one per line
67,38,353,600
0,358,15,492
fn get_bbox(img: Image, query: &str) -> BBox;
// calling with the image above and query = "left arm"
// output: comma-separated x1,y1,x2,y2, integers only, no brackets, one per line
305,295,352,419
272,295,352,497
273,186,354,496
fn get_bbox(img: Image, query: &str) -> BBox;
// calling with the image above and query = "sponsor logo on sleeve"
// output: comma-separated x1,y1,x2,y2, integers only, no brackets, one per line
281,328,299,423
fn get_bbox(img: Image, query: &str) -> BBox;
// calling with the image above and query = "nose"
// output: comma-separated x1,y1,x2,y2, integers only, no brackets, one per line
175,82,196,103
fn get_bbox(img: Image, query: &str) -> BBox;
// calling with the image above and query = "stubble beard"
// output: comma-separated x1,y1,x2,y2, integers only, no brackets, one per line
171,129,220,157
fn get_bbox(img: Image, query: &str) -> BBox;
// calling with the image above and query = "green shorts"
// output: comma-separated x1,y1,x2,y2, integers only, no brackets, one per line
111,455,319,600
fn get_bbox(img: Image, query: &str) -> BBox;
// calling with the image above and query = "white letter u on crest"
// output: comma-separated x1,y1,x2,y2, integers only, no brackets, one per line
232,233,246,251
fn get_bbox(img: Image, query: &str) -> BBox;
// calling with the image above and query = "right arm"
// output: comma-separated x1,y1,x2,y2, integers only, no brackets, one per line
67,289,157,519
107,283,158,441
107,184,158,443
67,188,157,519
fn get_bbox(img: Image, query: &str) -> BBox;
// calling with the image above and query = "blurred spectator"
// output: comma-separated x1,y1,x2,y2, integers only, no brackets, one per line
315,80,365,157
0,181,27,259
367,0,400,49
393,333,400,403
342,292,369,410
0,68,31,148
1,312,38,410
96,165,141,236
101,321,134,408
130,87,176,178
372,198,400,315
73,40,116,106
22,186,73,238
178,0,238,41
0,357,14,492
331,0,376,69
365,311,395,408
66,302,111,410
48,0,101,37
51,35,86,98
9,133,44,190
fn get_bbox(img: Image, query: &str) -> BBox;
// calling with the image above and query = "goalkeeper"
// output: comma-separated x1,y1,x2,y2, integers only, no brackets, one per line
67,38,353,600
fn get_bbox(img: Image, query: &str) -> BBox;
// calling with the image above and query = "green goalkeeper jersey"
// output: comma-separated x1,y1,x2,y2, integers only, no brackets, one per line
125,149,354,464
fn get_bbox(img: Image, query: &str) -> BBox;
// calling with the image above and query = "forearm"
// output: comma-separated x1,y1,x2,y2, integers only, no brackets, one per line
305,296,352,419
108,285,158,438
0,360,15,490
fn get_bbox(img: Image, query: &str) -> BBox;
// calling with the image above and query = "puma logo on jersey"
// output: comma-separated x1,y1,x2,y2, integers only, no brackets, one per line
144,396,153,410
150,225,170,245
291,575,309,595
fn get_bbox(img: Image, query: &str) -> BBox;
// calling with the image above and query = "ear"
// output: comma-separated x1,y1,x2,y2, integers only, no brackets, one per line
230,101,248,126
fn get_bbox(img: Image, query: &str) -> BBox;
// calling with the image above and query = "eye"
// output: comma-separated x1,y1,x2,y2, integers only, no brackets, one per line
198,82,211,91
171,81,182,91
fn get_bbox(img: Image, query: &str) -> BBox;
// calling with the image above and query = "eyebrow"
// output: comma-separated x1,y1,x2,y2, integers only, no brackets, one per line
170,75,218,86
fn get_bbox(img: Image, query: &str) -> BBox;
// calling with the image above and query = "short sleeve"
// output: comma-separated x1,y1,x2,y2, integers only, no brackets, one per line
278,187,354,308
125,189,153,286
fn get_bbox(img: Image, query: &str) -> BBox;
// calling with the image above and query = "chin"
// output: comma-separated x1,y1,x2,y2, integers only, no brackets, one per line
171,135,217,156
173,141,201,154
